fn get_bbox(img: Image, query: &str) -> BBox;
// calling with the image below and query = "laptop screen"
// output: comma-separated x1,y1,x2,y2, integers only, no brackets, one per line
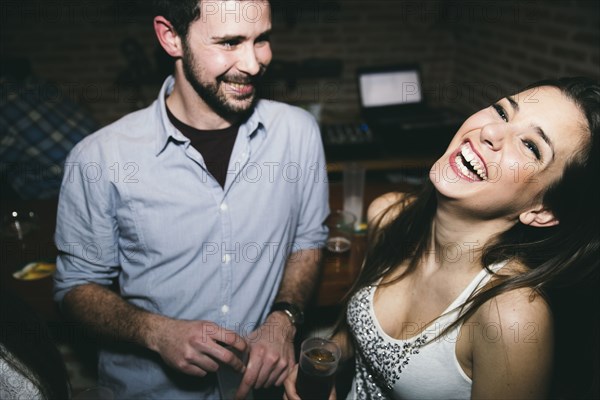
358,69,422,107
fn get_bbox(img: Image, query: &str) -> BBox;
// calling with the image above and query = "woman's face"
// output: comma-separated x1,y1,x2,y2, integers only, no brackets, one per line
430,86,588,221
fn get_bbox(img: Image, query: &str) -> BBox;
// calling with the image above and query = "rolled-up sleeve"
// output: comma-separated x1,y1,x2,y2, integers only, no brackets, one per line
53,138,120,304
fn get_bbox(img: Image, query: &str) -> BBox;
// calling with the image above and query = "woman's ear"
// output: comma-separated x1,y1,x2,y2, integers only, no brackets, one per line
153,16,184,58
519,207,559,227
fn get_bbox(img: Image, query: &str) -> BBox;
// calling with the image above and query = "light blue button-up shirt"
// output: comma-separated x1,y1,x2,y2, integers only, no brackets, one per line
54,77,329,399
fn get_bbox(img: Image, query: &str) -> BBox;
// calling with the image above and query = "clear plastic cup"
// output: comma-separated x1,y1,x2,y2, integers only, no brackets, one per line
295,338,341,400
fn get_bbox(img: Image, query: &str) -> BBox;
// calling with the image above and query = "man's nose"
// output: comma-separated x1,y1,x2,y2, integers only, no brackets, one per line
237,45,261,76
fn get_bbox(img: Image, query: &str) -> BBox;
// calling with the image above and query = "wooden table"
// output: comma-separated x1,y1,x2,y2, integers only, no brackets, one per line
326,156,437,173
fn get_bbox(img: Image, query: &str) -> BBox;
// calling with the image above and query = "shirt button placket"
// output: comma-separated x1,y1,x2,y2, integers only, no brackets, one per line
219,200,232,327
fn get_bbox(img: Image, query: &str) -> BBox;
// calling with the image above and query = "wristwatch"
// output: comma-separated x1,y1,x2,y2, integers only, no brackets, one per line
270,302,304,326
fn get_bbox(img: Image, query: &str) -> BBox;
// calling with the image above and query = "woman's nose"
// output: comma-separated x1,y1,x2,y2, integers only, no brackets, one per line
479,122,511,150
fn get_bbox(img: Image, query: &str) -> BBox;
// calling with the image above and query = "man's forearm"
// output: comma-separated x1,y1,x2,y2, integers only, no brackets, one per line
63,283,165,350
274,247,322,307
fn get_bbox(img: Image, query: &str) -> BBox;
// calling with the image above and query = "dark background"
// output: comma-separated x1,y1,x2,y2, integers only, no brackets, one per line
1,1,599,398
2,0,599,126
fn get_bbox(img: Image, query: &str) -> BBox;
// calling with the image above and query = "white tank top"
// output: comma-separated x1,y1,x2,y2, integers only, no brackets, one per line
346,262,507,399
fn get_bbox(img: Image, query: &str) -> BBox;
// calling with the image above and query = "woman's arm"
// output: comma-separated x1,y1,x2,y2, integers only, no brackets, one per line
331,327,354,362
470,288,554,399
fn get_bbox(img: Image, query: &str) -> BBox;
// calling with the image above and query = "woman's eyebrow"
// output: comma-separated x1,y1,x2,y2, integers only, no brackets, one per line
534,125,555,160
507,96,519,112
507,95,555,160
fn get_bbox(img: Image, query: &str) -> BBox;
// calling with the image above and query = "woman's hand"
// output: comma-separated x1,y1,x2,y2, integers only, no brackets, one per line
283,364,336,400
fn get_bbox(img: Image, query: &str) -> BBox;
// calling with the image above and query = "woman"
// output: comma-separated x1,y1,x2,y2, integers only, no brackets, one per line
284,77,599,399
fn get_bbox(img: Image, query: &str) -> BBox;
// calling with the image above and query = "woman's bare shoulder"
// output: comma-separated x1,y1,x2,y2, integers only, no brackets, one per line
473,285,553,335
367,192,412,228
480,263,552,323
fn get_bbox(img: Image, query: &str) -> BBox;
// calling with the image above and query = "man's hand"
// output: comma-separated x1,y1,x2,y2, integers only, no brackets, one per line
62,284,250,382
149,318,248,378
235,312,296,399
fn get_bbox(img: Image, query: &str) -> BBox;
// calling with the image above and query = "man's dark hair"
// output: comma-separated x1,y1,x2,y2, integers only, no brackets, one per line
152,0,272,40
152,0,202,39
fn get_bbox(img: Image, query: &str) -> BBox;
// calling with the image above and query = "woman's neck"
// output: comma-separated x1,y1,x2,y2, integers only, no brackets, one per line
426,202,515,272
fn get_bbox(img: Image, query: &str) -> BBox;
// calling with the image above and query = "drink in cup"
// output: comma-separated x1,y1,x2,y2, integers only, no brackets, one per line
295,338,341,400
326,236,351,253
324,210,355,271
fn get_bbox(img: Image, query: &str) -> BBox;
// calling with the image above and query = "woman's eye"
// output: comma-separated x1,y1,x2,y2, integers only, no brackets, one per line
493,104,508,122
522,139,541,160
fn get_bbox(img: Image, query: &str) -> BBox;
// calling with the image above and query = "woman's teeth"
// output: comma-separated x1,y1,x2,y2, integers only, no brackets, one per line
457,144,488,180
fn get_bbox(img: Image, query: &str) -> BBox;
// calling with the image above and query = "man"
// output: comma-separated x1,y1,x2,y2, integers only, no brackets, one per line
53,1,329,398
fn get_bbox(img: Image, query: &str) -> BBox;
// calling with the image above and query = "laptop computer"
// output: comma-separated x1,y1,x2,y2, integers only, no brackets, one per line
356,64,462,156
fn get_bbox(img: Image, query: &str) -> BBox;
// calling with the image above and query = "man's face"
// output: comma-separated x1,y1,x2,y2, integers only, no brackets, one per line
181,0,272,120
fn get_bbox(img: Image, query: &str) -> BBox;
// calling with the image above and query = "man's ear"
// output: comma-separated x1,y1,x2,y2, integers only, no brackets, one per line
519,207,559,227
153,16,184,58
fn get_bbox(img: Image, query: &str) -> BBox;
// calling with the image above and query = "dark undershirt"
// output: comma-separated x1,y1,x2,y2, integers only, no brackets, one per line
166,106,239,188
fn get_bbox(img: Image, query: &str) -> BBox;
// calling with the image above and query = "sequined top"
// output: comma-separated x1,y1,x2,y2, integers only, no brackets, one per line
346,262,507,399
0,344,44,400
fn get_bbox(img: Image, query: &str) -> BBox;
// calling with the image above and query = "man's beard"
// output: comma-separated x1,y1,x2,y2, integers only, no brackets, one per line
181,42,263,122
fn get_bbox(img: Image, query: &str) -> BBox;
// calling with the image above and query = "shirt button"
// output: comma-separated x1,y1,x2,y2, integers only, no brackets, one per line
221,305,230,314
223,254,231,264
220,203,228,211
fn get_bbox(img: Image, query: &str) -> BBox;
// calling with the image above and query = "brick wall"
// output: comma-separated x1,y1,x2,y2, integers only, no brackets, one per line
1,0,598,126
449,0,600,113
268,1,456,122
1,0,160,125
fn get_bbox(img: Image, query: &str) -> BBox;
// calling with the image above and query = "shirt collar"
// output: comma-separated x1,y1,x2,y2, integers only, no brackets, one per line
154,76,266,156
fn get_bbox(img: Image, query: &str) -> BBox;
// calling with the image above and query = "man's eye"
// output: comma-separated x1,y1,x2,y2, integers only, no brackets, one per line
493,104,508,122
522,139,541,160
221,40,240,49
256,35,270,44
